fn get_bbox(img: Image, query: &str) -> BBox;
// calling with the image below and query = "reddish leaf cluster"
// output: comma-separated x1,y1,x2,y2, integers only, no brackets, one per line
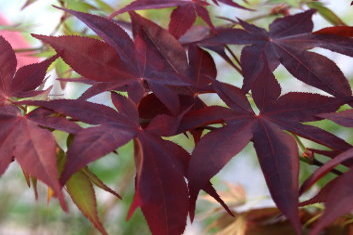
3,2,353,235
109,0,249,39
0,37,66,207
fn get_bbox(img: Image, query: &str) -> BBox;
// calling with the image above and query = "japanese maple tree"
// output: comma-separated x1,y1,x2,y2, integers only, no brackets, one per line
2,0,353,234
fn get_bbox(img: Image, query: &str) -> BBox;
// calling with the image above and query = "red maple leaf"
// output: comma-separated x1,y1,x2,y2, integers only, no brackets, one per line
201,10,353,98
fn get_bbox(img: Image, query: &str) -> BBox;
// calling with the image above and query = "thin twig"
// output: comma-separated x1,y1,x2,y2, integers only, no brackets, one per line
225,45,241,66
223,46,243,74
293,134,344,176
312,159,343,176
14,47,43,53
293,135,306,152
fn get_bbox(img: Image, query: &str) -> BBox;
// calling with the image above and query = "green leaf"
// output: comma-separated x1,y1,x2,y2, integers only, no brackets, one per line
82,167,122,199
55,58,71,78
268,0,299,7
307,2,346,26
62,0,97,12
66,171,108,235
93,0,114,13
57,148,66,174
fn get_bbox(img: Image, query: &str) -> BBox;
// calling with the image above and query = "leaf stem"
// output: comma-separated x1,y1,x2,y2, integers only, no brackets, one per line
299,156,343,176
225,46,241,66
311,158,343,176
224,46,243,74
292,135,344,176
222,12,273,28
14,47,43,53
293,134,306,152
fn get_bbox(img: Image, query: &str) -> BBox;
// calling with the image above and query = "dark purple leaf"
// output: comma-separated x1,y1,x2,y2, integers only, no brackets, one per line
253,119,300,233
111,92,139,124
26,108,82,134
61,124,136,184
134,132,189,235
300,148,353,194
169,5,197,39
32,34,137,83
188,121,253,218
21,99,130,126
11,56,58,96
318,109,353,127
56,7,139,74
0,36,16,94
201,10,353,98
309,169,353,235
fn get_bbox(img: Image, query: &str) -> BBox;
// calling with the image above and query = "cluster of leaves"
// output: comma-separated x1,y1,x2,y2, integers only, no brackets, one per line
3,0,353,234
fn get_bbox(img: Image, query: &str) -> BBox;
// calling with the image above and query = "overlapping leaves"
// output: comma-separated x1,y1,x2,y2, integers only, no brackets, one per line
110,0,249,39
0,36,67,208
184,65,350,233
0,35,121,234
4,3,353,235
201,10,353,99
26,92,233,235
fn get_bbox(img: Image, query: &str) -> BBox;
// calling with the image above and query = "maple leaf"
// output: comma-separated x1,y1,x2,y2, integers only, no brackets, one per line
185,65,350,233
297,110,353,234
300,149,353,200
110,0,249,39
0,36,57,103
32,35,137,84
66,170,108,235
135,44,218,132
314,25,353,37
35,8,191,113
185,44,217,93
5,2,353,234
131,133,189,235
201,10,353,98
303,165,353,235
0,36,67,208
55,149,121,234
39,8,220,120
0,105,66,209
24,92,231,235
21,98,138,184
23,95,186,234
26,108,82,134
318,109,353,128
82,167,122,199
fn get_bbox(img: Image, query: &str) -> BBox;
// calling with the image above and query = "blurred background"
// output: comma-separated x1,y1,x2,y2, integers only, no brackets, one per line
1,0,353,234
